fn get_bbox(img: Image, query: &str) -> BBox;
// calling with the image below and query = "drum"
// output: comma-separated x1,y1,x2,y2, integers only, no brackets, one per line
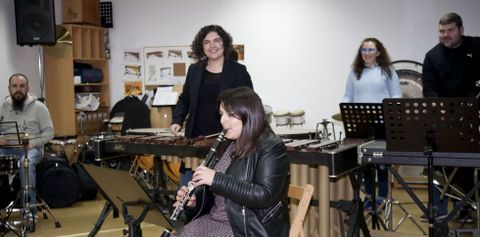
290,109,306,126
150,106,172,128
136,154,154,171
162,159,180,185
273,110,290,127
392,60,423,99
0,155,19,176
48,139,78,164
0,174,20,209
36,157,80,208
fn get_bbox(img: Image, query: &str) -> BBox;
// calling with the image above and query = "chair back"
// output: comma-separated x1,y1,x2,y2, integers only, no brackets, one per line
288,184,314,237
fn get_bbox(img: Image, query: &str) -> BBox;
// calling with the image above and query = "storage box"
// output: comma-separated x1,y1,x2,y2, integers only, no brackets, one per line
63,0,100,26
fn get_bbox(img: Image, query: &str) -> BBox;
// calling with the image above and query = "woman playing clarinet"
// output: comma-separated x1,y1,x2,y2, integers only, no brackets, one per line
171,87,290,237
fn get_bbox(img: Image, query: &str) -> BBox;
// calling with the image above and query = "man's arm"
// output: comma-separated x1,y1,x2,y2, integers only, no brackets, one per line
30,103,54,148
422,52,439,97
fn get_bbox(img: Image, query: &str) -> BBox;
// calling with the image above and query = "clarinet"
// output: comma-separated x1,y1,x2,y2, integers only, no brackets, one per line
170,129,226,221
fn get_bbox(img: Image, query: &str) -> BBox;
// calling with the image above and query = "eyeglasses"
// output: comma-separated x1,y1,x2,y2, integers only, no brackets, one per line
359,48,378,53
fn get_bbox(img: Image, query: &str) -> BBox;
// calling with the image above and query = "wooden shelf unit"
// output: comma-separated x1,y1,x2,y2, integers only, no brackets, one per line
44,24,110,136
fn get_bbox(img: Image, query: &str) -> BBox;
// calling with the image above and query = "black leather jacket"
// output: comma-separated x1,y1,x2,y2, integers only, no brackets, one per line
188,130,290,236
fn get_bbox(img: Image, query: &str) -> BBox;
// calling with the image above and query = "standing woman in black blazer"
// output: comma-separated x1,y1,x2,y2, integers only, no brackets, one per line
170,24,253,138
170,25,253,185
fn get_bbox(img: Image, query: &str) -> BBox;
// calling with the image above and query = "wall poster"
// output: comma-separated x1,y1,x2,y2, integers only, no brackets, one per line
123,48,143,95
143,46,194,85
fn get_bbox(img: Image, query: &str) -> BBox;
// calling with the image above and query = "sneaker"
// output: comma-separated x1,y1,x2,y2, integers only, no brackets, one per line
363,198,385,212
420,213,447,222
456,210,474,223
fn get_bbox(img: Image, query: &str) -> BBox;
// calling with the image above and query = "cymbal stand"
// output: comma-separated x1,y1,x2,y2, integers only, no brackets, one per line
20,138,33,236
0,208,21,236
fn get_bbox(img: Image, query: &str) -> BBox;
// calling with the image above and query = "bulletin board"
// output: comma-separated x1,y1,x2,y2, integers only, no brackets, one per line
143,46,194,85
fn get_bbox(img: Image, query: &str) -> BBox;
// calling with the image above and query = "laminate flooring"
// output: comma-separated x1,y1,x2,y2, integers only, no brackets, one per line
0,188,478,237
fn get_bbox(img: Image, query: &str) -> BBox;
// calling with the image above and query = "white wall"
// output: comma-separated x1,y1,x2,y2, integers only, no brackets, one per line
107,0,480,128
2,1,480,129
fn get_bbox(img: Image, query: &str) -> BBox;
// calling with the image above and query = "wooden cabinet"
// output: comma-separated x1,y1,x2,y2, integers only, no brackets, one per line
44,24,109,136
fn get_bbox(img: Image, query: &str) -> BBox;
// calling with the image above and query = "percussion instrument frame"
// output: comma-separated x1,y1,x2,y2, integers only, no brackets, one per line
104,138,364,236
362,140,480,236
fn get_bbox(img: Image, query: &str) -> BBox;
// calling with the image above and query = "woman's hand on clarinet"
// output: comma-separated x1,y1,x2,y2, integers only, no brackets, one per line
192,166,215,186
174,186,196,208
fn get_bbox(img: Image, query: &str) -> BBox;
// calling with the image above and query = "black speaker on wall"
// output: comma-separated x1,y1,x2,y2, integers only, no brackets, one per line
14,0,56,46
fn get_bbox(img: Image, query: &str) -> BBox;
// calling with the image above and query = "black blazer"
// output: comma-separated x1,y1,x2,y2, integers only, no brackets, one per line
172,58,253,137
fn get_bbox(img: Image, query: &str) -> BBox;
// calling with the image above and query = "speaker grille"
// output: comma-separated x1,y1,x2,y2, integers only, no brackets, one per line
15,0,56,46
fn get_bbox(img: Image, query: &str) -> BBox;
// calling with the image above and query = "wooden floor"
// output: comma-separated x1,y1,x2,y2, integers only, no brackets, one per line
1,188,478,237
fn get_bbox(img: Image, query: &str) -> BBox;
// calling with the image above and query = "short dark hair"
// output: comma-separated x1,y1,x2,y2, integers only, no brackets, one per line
217,87,270,158
439,12,463,28
9,73,29,85
191,25,234,63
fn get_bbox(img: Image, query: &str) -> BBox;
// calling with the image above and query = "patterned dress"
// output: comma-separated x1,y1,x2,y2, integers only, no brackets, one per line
174,143,235,237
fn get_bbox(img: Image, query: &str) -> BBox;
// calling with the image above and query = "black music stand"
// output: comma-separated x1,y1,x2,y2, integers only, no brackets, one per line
340,103,387,231
81,164,173,237
0,121,23,146
383,97,480,237
340,103,386,140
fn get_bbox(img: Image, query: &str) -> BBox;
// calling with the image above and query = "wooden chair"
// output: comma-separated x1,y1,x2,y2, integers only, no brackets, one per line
288,184,314,237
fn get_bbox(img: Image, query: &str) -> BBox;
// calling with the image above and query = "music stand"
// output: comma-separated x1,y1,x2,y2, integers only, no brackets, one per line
383,97,480,236
338,103,386,234
339,103,385,140
0,121,23,146
81,164,173,236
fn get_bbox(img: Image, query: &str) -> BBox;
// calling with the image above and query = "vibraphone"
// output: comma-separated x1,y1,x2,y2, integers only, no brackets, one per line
105,135,365,237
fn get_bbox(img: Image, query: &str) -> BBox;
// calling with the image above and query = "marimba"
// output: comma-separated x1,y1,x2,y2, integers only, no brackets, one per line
105,135,365,237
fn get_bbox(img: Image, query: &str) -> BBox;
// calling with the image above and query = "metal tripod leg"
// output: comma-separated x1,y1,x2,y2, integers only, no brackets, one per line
382,166,427,235
32,194,61,228
88,201,114,237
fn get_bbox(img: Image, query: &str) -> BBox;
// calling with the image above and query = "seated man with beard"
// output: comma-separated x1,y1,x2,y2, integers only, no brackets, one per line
0,73,54,223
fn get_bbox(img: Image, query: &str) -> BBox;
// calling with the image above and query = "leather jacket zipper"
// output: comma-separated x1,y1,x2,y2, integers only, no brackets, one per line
242,206,248,236
243,155,251,236
261,201,282,223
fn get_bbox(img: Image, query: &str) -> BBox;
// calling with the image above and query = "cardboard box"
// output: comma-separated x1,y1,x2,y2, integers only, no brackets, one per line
63,0,100,26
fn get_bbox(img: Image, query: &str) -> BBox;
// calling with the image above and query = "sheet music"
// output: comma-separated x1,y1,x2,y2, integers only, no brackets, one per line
152,86,178,106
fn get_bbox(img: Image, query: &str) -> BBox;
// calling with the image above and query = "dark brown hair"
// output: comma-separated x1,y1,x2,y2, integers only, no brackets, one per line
9,73,29,85
352,37,393,80
217,87,270,158
191,25,234,63
439,12,463,28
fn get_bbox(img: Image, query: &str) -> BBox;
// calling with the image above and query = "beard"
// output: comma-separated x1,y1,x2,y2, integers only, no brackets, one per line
11,92,27,111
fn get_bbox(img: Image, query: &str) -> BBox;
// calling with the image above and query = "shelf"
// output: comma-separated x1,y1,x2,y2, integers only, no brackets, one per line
74,58,108,61
75,106,110,113
44,24,110,137
75,83,107,87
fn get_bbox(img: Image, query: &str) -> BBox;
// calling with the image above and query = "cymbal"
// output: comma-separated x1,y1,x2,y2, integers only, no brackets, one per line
45,25,72,58
331,113,342,121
